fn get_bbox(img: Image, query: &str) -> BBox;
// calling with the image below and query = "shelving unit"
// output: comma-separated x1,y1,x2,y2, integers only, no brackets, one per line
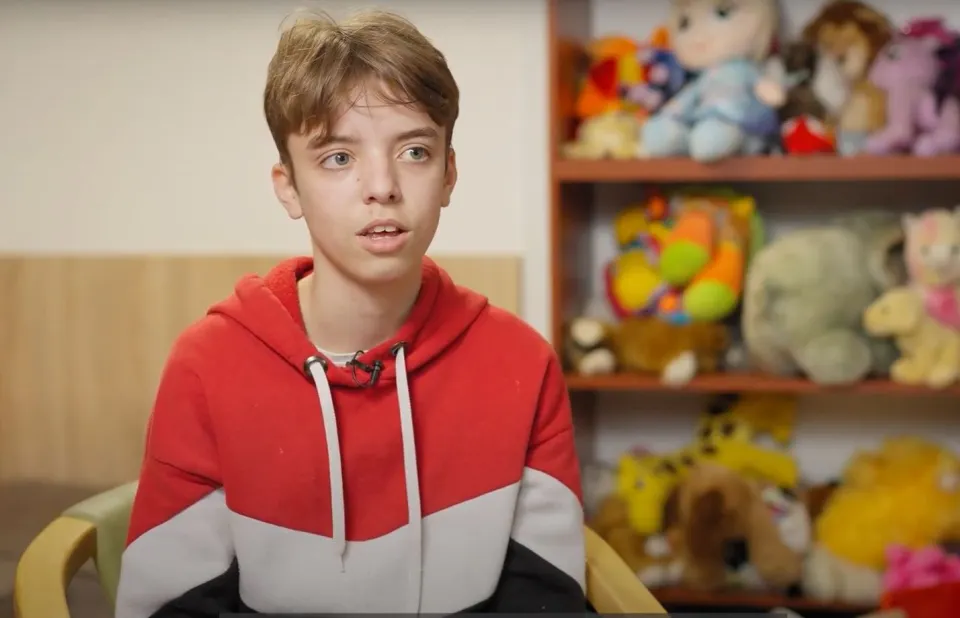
548,0,960,615
547,0,960,395
565,372,960,395
555,155,960,183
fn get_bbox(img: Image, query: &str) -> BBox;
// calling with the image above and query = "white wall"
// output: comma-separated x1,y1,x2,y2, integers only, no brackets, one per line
0,0,551,335
1,0,957,485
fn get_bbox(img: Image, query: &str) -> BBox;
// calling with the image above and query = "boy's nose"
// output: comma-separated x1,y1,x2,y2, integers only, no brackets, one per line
361,161,402,205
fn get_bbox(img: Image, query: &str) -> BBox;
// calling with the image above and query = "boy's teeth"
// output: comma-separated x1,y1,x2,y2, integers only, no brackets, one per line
371,225,398,233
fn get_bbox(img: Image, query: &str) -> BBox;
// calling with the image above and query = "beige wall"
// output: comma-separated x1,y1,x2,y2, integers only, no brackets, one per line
0,255,521,485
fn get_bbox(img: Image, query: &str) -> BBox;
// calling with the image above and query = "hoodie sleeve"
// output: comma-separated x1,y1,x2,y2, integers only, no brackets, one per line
488,353,587,612
115,352,239,618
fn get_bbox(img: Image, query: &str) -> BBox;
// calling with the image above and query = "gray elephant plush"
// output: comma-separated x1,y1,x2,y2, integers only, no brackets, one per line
742,212,906,385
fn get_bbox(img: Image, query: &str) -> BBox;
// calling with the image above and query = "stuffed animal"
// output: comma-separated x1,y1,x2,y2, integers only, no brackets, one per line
864,32,960,156
658,194,754,322
801,0,893,155
741,211,905,385
902,18,960,121
699,393,798,447
615,449,694,538
574,32,688,124
695,427,799,491
883,544,960,594
903,207,960,330
606,189,760,325
575,36,644,120
773,41,848,155
615,316,729,386
641,0,783,162
605,197,673,317
804,438,960,605
589,490,684,586
862,286,960,388
671,463,806,594
563,316,618,375
623,41,689,116
562,111,643,160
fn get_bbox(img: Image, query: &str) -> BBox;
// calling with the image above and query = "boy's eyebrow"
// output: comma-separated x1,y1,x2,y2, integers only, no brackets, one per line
394,127,439,142
307,127,439,150
307,132,356,150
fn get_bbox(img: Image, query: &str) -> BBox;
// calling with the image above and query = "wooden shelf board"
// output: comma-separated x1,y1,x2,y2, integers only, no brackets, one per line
565,371,960,395
652,586,873,613
553,155,960,183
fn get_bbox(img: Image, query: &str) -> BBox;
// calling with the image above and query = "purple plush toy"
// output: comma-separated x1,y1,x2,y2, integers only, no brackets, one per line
864,23,960,156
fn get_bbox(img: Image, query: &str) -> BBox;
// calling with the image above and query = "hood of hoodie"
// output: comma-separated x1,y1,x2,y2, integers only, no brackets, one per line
205,256,489,612
208,255,488,387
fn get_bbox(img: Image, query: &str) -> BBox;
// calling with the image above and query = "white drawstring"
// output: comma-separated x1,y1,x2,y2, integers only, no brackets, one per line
394,346,424,613
308,361,347,571
307,348,424,613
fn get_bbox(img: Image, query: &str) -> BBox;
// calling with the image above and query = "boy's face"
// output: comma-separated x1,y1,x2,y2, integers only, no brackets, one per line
272,82,457,285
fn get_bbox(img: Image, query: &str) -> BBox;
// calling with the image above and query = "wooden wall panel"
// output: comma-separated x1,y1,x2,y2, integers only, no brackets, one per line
0,255,521,485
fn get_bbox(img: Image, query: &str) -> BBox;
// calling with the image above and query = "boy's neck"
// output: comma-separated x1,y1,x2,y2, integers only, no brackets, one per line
298,254,422,354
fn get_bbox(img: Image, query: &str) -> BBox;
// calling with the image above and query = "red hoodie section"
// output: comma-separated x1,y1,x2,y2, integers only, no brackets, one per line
131,256,580,543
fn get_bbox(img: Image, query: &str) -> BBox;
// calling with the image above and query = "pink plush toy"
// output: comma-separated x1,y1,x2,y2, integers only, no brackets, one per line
883,544,960,593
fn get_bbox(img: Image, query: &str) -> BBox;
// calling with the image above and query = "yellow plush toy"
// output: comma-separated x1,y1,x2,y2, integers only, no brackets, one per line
698,393,797,446
562,111,643,160
615,448,697,536
696,435,799,490
606,200,672,316
693,394,800,488
614,395,800,538
816,437,960,571
863,285,960,388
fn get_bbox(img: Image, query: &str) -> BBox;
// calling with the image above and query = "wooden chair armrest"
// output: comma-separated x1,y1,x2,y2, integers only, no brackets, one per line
14,516,97,618
585,526,666,614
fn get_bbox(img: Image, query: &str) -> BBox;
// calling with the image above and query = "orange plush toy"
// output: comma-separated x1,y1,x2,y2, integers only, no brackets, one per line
575,36,642,120
658,192,756,323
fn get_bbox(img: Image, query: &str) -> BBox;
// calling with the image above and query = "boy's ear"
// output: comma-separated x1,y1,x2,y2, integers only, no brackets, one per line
441,148,457,208
272,163,302,220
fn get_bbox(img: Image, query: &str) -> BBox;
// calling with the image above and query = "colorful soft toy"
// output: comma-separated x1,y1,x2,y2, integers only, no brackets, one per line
575,36,643,120
605,188,761,325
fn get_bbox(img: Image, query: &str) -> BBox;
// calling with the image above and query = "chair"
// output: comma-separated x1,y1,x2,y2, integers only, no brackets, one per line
14,483,666,616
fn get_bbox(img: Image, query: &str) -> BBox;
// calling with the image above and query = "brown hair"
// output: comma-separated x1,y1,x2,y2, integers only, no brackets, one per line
263,9,460,165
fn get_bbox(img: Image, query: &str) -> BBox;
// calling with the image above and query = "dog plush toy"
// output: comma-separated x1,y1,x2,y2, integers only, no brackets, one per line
671,463,807,594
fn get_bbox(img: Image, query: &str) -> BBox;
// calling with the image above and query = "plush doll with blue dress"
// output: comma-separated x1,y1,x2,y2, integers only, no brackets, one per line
642,0,785,162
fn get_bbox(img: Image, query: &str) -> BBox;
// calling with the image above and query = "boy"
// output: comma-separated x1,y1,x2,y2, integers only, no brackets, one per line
115,9,586,617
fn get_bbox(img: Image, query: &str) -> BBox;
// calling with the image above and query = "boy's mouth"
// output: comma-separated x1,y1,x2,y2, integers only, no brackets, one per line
358,221,409,242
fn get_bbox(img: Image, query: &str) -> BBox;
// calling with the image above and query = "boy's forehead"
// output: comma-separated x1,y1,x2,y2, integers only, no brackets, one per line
307,92,442,144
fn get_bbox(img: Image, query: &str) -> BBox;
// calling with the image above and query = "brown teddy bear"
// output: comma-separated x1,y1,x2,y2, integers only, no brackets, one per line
615,316,729,386
671,463,807,594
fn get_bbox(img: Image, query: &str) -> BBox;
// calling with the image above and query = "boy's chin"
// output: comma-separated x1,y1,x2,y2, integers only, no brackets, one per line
349,256,422,287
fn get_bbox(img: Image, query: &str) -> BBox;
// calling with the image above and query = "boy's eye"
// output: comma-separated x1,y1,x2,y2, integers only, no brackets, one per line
678,14,690,30
403,146,429,161
321,152,352,168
